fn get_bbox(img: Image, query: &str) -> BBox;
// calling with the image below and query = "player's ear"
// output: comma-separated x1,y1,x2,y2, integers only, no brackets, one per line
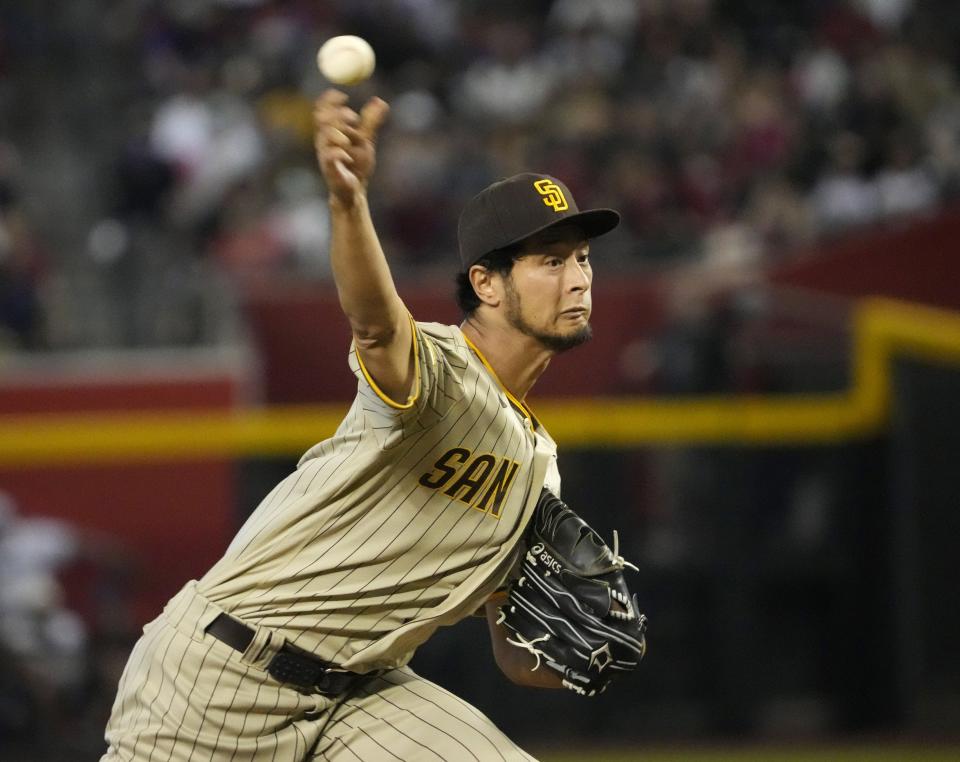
469,265,502,308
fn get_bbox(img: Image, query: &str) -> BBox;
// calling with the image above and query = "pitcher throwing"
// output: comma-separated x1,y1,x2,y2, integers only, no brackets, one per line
101,89,644,761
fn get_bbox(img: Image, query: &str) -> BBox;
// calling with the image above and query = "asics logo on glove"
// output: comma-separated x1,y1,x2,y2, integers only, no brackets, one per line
529,543,563,575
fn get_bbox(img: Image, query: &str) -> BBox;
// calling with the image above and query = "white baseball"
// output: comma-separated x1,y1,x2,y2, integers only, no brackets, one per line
317,35,376,86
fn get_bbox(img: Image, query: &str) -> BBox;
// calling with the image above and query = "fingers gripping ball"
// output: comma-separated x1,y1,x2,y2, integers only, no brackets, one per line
317,35,376,86
498,488,648,696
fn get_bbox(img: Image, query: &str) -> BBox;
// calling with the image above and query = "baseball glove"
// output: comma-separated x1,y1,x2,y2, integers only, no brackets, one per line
497,488,648,696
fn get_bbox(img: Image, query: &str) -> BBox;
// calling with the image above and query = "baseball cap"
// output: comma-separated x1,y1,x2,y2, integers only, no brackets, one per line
457,173,620,270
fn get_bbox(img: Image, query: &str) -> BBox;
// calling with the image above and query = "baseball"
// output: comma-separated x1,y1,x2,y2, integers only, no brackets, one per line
317,35,376,86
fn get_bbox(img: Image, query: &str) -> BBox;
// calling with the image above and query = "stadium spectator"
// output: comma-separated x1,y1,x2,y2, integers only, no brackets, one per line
0,491,135,753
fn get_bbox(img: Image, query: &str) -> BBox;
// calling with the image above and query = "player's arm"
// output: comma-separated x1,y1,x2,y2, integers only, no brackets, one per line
483,597,563,689
314,89,414,404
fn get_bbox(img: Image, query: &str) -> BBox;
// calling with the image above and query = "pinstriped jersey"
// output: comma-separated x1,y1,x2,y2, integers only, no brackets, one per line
196,321,560,673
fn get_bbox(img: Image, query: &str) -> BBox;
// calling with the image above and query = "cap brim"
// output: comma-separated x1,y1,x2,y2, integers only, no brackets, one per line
565,208,621,240
504,208,621,250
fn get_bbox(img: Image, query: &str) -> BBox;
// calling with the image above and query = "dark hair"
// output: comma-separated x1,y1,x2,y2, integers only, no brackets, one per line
454,244,521,315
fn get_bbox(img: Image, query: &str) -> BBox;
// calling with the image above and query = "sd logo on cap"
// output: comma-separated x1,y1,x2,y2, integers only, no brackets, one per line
457,173,620,270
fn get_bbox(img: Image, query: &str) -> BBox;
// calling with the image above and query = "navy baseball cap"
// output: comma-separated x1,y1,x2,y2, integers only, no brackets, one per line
457,173,620,270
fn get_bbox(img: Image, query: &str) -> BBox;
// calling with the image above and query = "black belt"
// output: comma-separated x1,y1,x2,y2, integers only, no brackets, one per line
205,613,364,695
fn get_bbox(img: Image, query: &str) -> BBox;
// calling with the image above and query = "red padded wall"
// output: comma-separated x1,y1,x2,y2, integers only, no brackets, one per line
0,373,240,625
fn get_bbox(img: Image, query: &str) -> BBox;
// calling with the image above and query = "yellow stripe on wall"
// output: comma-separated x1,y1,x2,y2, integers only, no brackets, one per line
1,298,959,465
0,405,349,466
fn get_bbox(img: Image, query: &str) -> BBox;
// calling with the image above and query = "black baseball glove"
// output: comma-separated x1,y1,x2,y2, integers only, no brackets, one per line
497,488,648,696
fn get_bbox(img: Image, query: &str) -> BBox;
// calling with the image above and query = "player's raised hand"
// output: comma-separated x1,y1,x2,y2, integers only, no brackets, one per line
314,89,389,205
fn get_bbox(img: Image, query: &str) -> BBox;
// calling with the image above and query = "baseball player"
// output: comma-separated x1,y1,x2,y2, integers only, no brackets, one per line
101,89,620,761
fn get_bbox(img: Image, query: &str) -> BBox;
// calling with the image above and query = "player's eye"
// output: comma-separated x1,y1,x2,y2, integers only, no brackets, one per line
545,257,564,268
577,253,590,266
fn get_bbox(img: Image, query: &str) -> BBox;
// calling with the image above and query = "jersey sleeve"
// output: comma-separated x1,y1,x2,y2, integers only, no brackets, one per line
348,318,465,433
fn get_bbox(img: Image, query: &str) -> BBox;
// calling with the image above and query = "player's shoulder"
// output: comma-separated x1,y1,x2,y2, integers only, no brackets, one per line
415,321,462,340
414,321,469,354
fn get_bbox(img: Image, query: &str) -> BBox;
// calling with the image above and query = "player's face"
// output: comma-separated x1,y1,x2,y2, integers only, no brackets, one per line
503,226,593,353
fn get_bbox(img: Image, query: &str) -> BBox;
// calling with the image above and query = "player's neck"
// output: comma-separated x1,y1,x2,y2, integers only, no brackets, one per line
460,318,552,401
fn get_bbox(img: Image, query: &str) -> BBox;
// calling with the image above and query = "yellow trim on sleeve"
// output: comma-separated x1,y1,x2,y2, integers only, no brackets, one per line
354,313,421,411
461,332,537,424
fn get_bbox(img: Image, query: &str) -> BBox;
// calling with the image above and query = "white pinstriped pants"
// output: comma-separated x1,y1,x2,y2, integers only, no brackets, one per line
102,582,536,761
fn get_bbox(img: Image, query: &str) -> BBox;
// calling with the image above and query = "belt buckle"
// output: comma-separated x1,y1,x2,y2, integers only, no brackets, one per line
267,651,326,689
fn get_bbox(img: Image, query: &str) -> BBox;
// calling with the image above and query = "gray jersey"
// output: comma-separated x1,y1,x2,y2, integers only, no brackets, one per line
196,320,560,673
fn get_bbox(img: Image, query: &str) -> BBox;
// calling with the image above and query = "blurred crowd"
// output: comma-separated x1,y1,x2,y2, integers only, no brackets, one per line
0,492,134,755
0,0,959,349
